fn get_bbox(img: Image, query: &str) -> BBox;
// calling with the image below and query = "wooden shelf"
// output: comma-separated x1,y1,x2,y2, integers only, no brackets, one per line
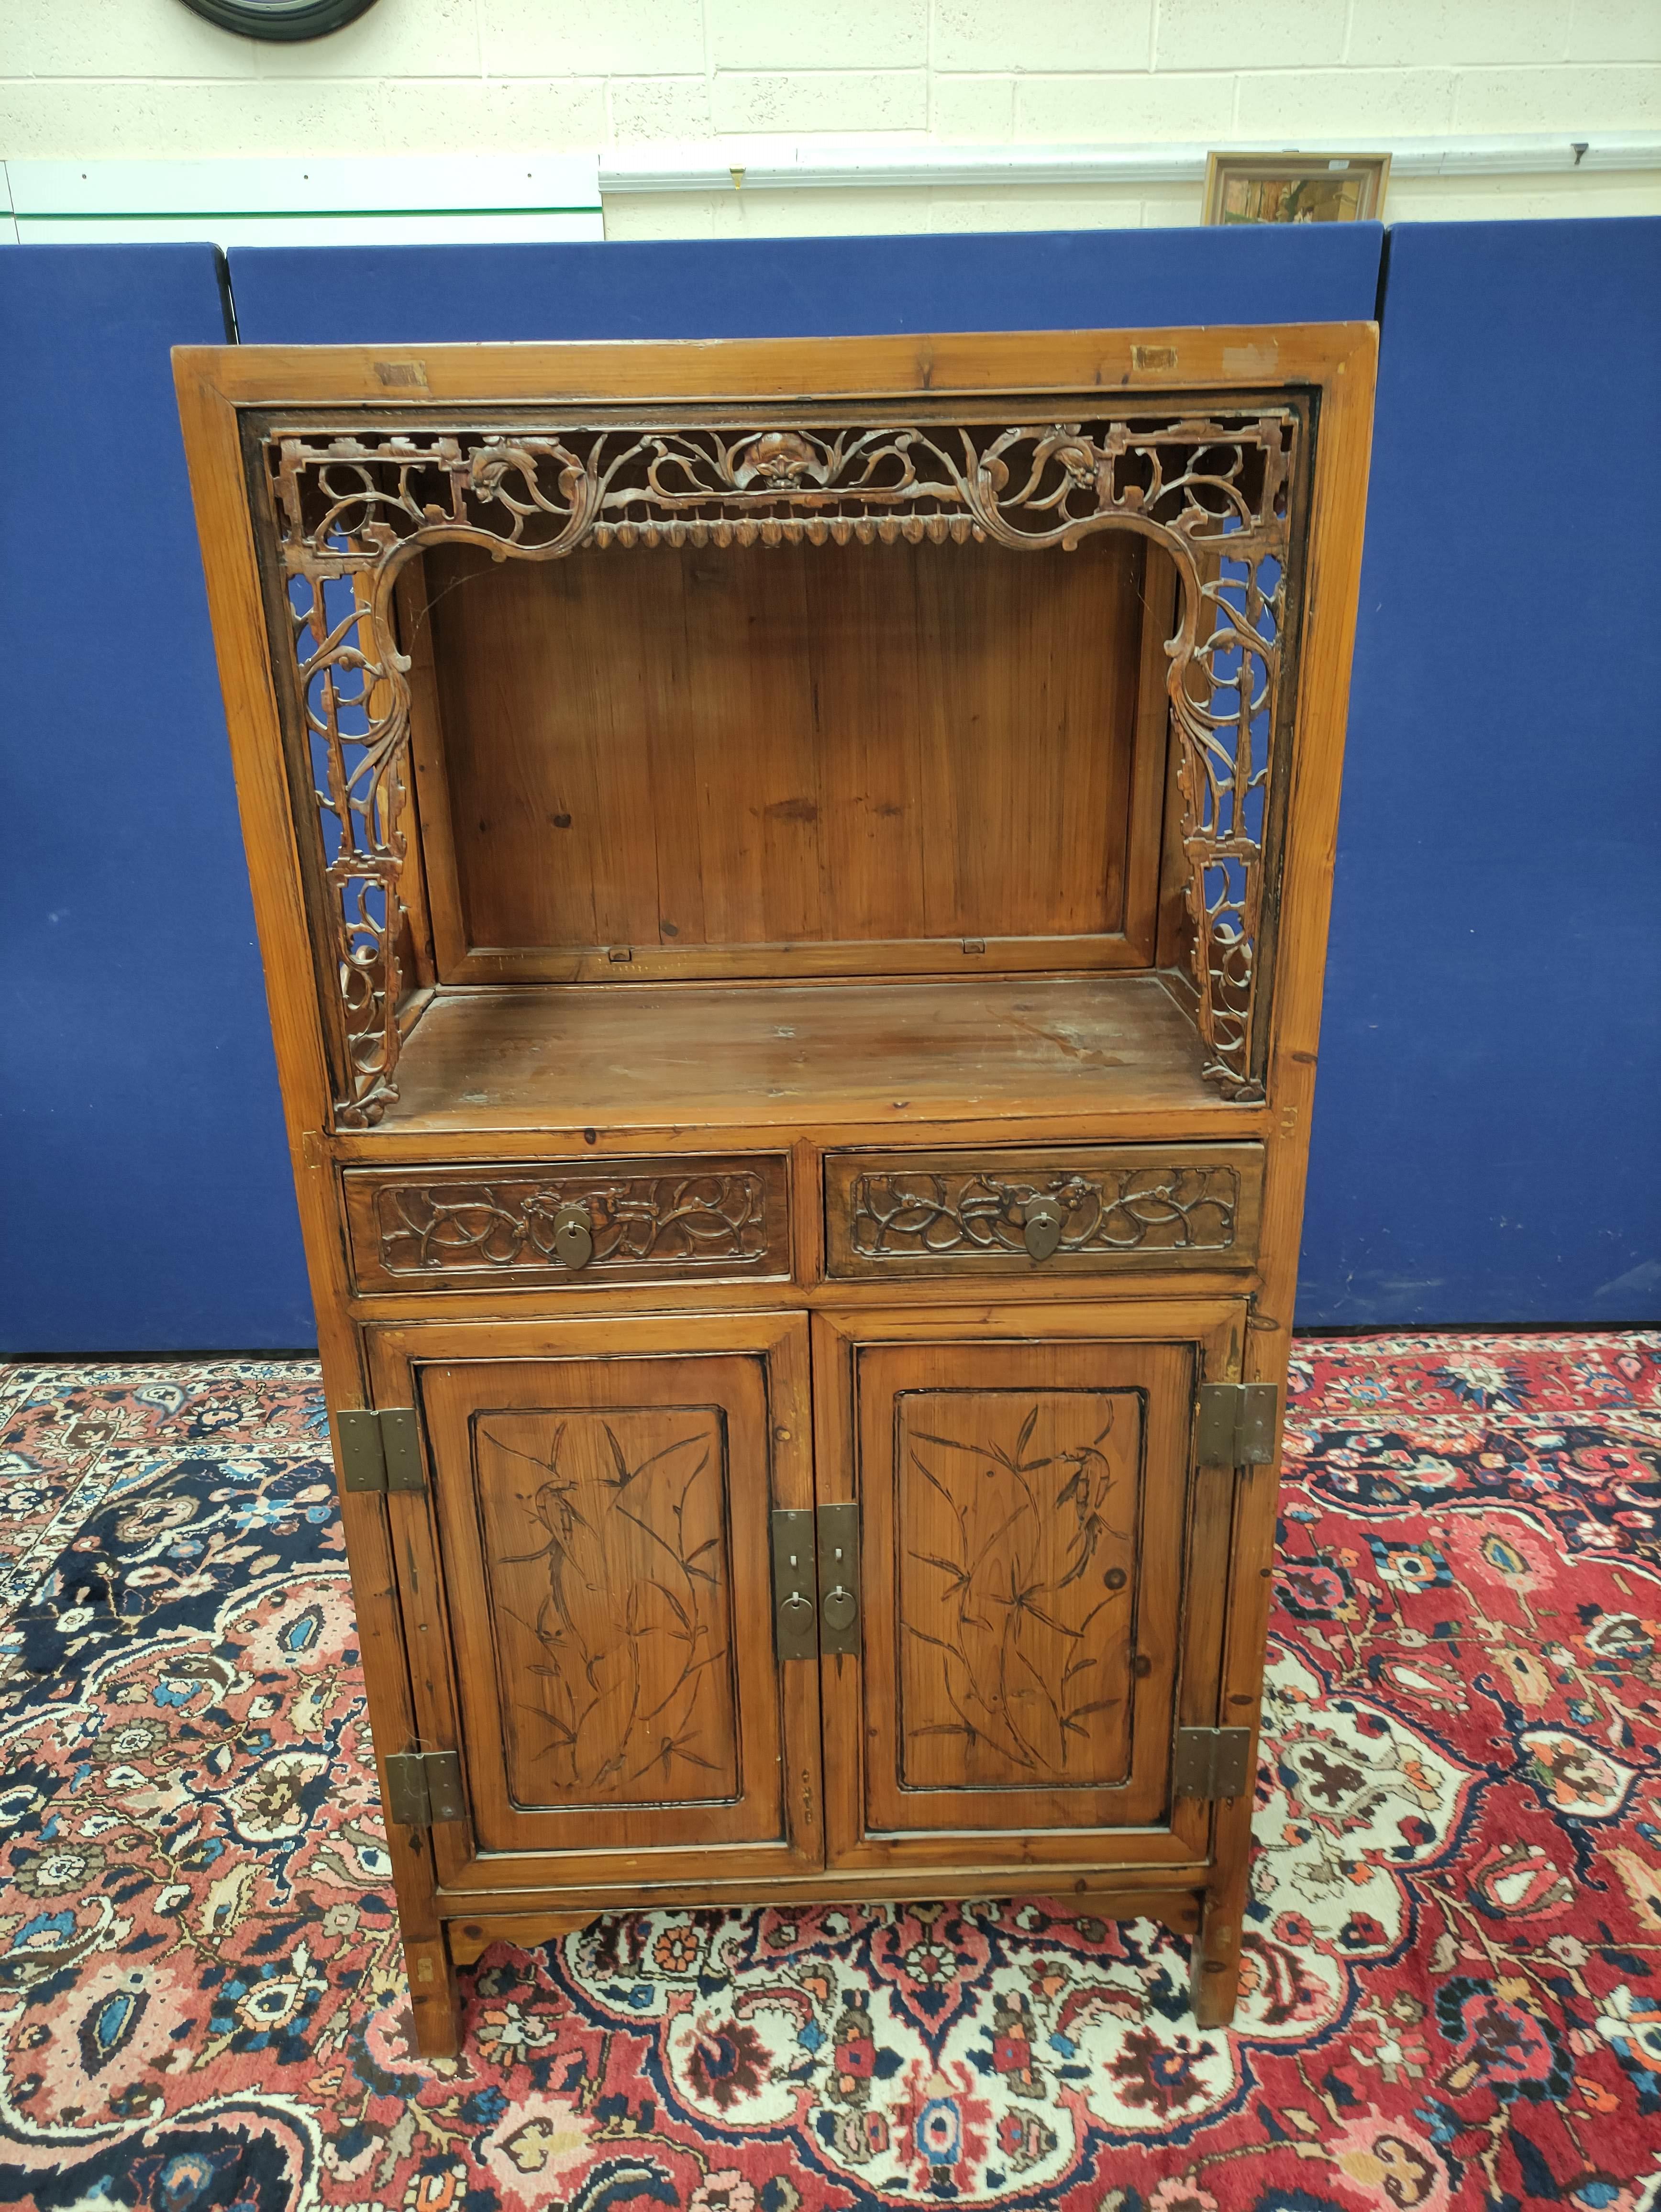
378,971,1224,1139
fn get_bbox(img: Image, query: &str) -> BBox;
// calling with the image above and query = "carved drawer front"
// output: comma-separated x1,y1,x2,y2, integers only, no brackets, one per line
823,1143,1263,1278
342,1154,791,1293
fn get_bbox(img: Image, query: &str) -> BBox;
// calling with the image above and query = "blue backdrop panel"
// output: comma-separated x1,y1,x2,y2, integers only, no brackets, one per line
18,220,1648,1348
228,224,1382,346
1299,217,1661,1326
0,246,313,1353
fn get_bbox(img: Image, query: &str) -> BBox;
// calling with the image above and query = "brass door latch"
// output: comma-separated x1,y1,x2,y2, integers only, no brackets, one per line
771,1504,862,1659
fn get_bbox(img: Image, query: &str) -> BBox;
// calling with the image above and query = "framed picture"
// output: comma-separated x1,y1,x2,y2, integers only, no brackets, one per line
1203,152,1391,226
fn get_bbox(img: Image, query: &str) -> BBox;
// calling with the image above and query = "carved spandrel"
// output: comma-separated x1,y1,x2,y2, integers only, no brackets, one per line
475,1406,740,1809
850,1162,1240,1263
266,407,1299,1118
897,1390,1140,1792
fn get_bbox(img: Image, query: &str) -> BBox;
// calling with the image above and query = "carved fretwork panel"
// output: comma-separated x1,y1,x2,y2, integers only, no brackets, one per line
472,1404,740,1810
261,405,1304,1118
284,570,410,1126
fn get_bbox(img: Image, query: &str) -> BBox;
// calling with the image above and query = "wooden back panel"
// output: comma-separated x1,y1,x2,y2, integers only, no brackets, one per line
411,528,1161,982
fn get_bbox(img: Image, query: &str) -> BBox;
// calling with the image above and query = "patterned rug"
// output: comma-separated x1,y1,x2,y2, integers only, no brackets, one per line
0,1333,1656,2212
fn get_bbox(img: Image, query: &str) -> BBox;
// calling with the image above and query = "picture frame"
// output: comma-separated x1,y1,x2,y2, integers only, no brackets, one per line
1202,151,1391,226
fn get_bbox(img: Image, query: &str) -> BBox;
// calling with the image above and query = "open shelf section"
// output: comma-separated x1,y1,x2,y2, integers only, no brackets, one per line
377,972,1228,1139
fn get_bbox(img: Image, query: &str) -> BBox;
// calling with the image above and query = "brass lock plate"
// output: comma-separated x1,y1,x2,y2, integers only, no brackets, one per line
1021,1194,1063,1261
770,1508,817,1661
552,1202,594,1269
815,1500,861,1656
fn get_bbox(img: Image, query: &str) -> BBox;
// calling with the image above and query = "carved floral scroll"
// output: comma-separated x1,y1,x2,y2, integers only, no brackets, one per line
265,408,1300,1121
847,1160,1242,1263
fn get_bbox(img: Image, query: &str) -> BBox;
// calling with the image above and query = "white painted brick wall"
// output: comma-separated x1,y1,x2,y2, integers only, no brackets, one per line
1,0,1657,232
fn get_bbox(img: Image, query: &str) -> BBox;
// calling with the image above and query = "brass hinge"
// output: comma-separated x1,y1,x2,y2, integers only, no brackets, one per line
382,1749,465,1829
770,1504,862,1660
1173,1725,1253,1800
1195,1382,1278,1469
333,1407,426,1495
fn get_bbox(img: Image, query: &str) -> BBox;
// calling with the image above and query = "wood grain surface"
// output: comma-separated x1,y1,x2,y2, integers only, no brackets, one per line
378,973,1218,1134
415,530,1153,978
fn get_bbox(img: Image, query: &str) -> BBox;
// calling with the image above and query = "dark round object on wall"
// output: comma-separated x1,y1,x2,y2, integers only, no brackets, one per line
176,0,383,41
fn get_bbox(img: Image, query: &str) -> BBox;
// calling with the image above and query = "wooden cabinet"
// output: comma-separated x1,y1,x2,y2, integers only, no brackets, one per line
177,322,1374,2055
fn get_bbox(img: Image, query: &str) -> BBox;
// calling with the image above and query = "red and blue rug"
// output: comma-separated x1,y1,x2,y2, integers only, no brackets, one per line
0,1332,1656,2212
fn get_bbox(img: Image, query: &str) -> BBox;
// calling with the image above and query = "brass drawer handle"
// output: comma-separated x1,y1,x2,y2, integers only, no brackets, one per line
552,1202,594,1269
1021,1194,1063,1261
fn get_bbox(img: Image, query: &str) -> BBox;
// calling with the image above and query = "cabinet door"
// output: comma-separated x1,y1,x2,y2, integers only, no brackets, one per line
814,1303,1239,1875
365,1312,821,1894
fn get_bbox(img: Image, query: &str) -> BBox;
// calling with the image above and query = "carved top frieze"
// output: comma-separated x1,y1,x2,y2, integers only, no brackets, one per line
269,411,1296,574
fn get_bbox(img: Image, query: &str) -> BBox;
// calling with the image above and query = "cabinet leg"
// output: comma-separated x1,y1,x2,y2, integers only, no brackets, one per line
403,1925,463,2059
1190,1875,1247,2030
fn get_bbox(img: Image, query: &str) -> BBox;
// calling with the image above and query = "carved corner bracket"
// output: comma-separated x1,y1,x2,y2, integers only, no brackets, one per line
264,407,1301,1122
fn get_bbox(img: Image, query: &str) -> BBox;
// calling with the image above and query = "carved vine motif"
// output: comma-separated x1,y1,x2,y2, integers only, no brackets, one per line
267,409,1298,1118
285,566,409,1126
900,1394,1133,1790
850,1162,1240,1261
375,1172,771,1275
482,1411,736,1804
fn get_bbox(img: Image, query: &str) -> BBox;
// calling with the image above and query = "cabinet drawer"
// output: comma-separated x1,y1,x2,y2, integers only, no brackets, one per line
823,1143,1262,1278
343,1154,791,1293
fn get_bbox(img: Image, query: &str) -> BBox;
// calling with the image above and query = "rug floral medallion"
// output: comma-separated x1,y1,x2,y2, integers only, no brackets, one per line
0,1334,1656,2212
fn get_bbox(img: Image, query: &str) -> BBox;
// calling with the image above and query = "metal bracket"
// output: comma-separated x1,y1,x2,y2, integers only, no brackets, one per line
771,1508,818,1661
382,1748,465,1828
1173,1726,1254,1800
1195,1382,1278,1469
333,1407,426,1494
816,1501,861,1656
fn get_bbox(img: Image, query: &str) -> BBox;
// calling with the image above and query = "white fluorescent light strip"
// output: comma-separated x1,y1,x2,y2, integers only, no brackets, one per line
600,133,1661,194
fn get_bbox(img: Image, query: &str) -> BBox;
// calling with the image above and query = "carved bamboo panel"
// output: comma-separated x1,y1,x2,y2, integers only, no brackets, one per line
472,1403,740,1809
897,1388,1141,1791
407,1327,816,1871
342,1155,791,1292
843,1329,1200,1848
824,1144,1263,1278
